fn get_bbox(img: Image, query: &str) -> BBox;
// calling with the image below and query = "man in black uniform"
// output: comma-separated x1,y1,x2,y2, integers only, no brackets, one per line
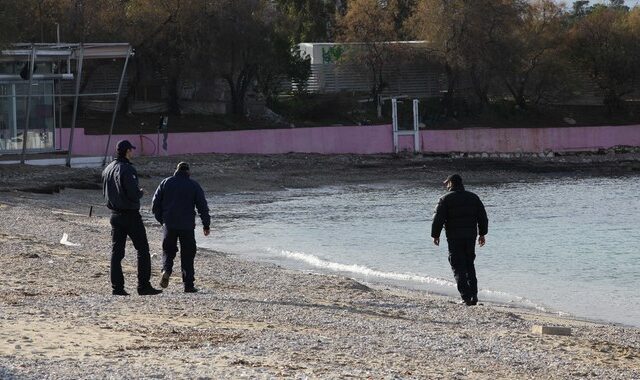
152,162,210,293
102,140,162,296
431,174,488,306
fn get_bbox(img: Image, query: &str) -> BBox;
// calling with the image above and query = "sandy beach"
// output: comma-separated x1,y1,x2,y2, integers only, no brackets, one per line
1,152,639,379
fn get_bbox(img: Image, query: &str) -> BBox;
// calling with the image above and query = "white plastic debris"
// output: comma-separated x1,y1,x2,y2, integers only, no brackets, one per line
60,233,81,247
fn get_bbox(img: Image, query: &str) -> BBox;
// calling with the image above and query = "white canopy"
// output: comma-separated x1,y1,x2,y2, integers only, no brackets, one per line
1,43,133,61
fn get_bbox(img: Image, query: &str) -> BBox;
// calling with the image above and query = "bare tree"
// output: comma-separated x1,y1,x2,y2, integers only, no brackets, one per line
568,6,640,112
338,0,399,105
503,0,570,109
471,1,521,110
409,0,551,113
405,0,476,114
0,0,69,43
125,0,190,114
0,2,19,47
191,0,282,115
275,0,336,42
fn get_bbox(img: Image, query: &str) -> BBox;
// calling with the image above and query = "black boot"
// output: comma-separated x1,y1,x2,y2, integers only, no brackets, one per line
159,271,170,289
137,284,163,295
184,286,199,293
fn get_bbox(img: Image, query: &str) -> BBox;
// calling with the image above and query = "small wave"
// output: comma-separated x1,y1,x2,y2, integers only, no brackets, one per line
267,248,552,312
479,289,550,313
267,248,455,287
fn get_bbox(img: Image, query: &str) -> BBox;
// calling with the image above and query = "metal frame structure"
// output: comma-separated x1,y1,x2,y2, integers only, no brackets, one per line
391,98,421,154
0,43,133,166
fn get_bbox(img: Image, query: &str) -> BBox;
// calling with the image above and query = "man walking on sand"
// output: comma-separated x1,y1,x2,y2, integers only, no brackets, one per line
102,140,162,296
152,162,210,293
431,174,488,306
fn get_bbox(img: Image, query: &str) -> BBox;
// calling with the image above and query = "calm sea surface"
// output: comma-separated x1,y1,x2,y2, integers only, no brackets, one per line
201,176,640,327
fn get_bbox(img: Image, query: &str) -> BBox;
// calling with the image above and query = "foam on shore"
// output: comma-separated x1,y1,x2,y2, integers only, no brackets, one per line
267,247,552,314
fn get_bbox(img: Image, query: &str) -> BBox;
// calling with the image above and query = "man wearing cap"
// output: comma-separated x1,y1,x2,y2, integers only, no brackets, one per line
152,162,211,293
431,174,488,306
102,140,162,296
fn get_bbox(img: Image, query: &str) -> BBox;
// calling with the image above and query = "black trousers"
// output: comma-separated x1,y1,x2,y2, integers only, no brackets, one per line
162,226,197,288
447,238,478,301
110,211,152,290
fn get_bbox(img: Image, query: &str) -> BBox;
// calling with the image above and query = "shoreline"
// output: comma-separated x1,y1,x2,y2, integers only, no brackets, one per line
1,154,640,378
2,150,640,195
210,245,639,330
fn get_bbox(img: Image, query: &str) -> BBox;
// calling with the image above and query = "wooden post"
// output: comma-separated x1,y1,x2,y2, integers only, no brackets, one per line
66,44,84,167
103,46,132,166
19,45,36,164
392,98,398,154
413,99,420,153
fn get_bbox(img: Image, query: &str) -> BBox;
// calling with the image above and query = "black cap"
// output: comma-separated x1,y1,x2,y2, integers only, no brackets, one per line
116,140,136,152
176,162,190,172
443,174,462,185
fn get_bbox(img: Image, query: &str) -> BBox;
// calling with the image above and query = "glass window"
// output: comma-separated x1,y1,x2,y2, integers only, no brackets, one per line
0,81,55,153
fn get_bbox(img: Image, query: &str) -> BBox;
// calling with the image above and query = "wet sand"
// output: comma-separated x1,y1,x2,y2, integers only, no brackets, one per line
1,152,639,379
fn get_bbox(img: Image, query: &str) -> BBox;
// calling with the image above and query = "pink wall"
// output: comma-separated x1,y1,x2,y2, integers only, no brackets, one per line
421,125,640,153
57,124,640,156
58,124,394,156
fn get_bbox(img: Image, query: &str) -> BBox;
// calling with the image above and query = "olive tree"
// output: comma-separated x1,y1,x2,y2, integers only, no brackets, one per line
338,0,399,104
406,0,520,112
568,6,640,112
502,0,571,108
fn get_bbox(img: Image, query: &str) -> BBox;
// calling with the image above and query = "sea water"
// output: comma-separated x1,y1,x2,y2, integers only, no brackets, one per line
201,176,640,327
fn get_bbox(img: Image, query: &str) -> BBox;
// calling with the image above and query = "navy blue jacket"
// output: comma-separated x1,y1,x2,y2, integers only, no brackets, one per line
431,184,488,240
102,157,143,211
152,171,210,230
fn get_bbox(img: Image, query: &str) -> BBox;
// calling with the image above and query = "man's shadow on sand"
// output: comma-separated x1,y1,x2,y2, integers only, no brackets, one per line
225,296,462,326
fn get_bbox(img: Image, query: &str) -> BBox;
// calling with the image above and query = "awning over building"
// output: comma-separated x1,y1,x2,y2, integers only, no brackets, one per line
1,43,133,61
0,42,133,165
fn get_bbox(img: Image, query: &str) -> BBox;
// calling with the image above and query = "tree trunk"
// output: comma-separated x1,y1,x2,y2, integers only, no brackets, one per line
443,64,457,117
515,90,527,110
370,66,380,111
603,88,624,116
226,75,246,116
226,67,256,116
505,81,527,110
232,93,245,115
167,76,180,115
470,71,490,113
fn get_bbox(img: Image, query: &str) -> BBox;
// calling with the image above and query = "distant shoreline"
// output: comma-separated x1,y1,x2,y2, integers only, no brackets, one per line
1,150,640,195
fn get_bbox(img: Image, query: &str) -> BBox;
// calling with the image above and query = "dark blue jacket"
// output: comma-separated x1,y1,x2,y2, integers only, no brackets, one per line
151,171,210,230
431,184,488,240
102,157,143,211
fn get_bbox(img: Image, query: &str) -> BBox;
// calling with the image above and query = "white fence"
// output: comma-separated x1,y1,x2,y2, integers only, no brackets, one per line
305,63,446,98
